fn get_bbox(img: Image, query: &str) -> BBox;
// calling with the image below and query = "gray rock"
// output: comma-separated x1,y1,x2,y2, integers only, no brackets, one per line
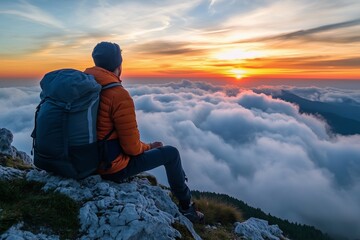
0,128,32,165
0,128,14,156
79,202,99,232
12,147,32,165
1,169,202,240
234,217,286,240
0,222,60,240
0,166,25,180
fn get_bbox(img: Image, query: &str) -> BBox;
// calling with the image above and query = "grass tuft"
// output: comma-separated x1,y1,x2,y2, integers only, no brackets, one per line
0,179,80,239
173,221,194,240
172,195,244,240
0,154,32,170
194,196,243,225
192,196,243,239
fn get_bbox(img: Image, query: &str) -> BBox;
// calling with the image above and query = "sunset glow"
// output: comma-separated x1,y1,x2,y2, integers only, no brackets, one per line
214,49,263,61
230,69,246,80
0,1,359,81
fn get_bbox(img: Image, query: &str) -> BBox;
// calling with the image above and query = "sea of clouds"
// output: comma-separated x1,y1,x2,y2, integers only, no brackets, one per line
1,80,360,238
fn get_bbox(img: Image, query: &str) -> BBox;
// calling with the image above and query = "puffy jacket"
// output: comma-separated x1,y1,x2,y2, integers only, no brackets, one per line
84,66,150,174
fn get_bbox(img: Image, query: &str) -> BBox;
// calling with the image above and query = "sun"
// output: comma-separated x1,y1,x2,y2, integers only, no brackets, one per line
230,69,246,80
235,73,243,79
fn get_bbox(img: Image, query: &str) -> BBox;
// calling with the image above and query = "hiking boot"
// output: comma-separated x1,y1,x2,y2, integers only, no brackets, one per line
180,202,204,223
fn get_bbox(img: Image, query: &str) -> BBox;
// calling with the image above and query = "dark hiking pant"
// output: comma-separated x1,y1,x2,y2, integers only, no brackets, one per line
102,146,191,204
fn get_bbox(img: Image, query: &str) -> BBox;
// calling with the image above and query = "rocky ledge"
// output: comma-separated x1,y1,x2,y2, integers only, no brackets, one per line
0,127,201,240
0,166,201,240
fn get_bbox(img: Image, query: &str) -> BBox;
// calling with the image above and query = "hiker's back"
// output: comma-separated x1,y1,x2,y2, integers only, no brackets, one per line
32,69,101,179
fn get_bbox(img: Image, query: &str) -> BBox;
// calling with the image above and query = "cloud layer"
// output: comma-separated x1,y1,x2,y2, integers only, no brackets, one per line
129,81,360,239
1,81,359,238
0,85,40,152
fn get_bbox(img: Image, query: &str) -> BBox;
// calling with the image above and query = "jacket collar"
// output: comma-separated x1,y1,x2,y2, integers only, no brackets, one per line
84,66,122,86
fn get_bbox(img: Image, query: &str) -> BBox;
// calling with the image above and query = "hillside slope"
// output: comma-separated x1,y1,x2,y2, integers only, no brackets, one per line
276,90,360,135
192,191,333,240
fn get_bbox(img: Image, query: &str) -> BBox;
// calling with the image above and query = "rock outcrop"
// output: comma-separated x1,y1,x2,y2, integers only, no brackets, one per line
0,128,32,165
0,164,25,180
0,164,201,240
234,217,289,240
0,128,201,239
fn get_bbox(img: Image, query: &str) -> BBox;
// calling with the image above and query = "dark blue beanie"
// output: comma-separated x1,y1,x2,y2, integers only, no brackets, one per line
92,42,122,72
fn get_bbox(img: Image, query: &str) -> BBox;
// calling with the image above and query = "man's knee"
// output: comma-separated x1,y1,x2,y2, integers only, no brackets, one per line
161,145,180,162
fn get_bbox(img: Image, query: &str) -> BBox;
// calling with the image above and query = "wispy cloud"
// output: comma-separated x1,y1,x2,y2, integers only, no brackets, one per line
236,18,360,44
300,57,360,68
73,1,200,39
276,18,360,40
238,56,360,71
133,41,207,56
209,0,216,8
0,0,63,29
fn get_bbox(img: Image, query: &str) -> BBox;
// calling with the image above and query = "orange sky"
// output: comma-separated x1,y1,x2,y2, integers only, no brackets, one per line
1,1,360,81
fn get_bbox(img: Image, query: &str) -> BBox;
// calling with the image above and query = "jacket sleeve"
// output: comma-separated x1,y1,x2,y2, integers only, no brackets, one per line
111,88,150,156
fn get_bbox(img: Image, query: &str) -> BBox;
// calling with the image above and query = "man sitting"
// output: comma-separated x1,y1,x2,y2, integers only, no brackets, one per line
84,41,204,222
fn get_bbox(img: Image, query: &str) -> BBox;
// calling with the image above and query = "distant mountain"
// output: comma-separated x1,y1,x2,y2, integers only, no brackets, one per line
276,90,360,135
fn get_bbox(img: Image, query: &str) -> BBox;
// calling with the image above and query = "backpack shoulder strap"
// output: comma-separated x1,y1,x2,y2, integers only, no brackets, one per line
99,82,122,139
31,99,47,155
98,82,123,170
102,82,122,90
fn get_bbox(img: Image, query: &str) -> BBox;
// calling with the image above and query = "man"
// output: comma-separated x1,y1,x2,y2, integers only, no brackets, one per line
84,42,204,223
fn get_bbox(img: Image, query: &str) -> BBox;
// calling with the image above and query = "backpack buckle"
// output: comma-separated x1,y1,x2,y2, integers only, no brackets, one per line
65,103,71,111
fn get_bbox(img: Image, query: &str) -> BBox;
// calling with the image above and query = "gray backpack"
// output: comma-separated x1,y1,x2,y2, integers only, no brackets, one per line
31,69,120,179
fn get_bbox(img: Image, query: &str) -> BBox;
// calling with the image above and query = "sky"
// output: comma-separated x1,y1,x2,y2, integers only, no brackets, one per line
0,0,360,81
1,82,360,238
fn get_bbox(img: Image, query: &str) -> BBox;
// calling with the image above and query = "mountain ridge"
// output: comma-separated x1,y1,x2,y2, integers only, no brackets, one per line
275,90,360,135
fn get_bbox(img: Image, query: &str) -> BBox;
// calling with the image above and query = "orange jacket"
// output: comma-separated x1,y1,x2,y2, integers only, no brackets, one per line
84,66,150,174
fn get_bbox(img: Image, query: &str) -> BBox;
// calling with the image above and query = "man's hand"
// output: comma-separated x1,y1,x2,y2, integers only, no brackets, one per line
150,142,163,149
